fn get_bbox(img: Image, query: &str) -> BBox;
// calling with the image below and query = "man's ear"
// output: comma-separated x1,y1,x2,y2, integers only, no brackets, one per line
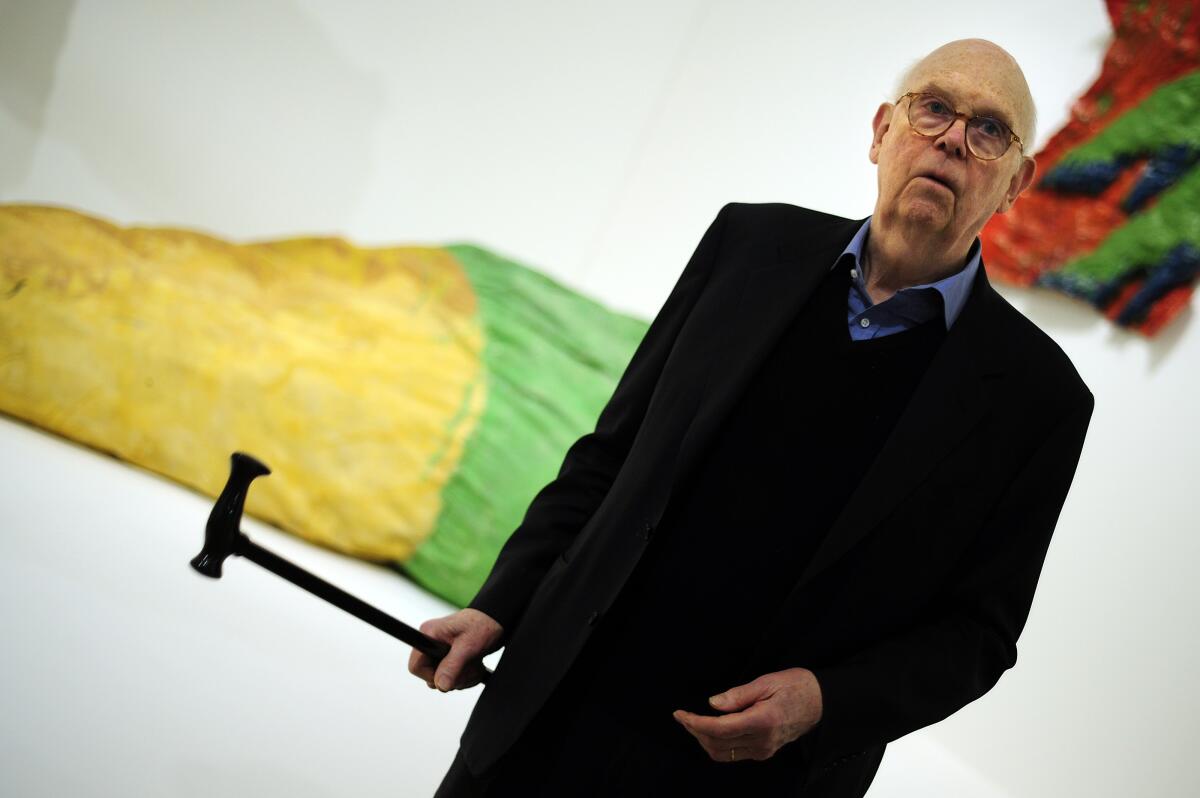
869,102,893,165
997,155,1037,213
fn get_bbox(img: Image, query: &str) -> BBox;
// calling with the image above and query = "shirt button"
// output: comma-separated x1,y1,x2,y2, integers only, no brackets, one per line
860,318,871,328
587,611,601,626
642,522,655,541
849,268,858,279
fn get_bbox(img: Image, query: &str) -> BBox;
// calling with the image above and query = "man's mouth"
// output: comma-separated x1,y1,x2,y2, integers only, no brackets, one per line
916,173,956,193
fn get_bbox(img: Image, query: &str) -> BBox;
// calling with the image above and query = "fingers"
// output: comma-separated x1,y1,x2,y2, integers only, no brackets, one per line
674,704,771,739
672,712,768,762
673,707,779,763
432,618,470,690
708,677,771,712
434,648,465,690
447,659,488,690
408,620,437,685
408,649,440,689
407,612,498,692
407,616,454,688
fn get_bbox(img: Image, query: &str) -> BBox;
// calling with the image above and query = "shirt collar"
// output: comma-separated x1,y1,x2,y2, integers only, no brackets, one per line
834,217,981,330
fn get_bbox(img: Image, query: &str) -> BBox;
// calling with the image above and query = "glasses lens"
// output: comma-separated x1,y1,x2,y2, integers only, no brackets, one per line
906,94,1014,160
966,117,1011,160
908,94,955,135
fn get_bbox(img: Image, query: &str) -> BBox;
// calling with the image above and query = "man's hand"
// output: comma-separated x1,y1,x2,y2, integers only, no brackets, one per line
672,667,823,762
407,608,504,692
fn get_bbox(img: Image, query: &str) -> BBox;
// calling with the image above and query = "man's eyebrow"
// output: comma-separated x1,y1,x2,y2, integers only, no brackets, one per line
914,82,1017,130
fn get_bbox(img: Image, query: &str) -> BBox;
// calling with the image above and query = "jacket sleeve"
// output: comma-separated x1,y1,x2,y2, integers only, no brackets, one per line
803,393,1095,771
467,202,734,636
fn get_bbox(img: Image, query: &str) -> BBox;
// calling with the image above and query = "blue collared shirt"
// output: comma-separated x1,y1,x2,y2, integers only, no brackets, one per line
837,217,980,340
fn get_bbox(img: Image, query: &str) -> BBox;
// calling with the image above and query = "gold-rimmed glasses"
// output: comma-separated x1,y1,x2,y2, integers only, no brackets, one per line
896,92,1023,161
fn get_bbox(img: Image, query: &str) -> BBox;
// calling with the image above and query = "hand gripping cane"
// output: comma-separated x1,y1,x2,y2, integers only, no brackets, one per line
190,452,491,683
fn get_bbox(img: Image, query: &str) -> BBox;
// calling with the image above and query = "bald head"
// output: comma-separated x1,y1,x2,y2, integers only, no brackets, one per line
895,39,1037,145
867,36,1040,271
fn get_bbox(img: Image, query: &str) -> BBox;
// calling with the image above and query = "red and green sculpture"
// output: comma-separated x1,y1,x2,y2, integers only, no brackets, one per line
981,0,1200,335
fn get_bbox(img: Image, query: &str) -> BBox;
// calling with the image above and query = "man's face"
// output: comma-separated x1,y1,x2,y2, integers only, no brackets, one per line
869,42,1036,251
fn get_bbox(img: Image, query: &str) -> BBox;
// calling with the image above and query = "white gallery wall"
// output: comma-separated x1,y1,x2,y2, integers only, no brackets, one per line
1,1,1196,796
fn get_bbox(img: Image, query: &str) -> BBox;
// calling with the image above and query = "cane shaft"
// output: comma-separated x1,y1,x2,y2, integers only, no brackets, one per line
235,533,491,683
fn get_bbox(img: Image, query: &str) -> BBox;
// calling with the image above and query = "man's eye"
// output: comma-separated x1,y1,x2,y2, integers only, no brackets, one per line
975,119,1004,138
927,100,951,115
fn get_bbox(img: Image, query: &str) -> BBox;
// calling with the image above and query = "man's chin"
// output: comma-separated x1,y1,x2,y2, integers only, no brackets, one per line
897,200,953,231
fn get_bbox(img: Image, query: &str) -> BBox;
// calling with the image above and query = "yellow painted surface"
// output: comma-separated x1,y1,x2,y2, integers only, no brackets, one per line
0,205,486,561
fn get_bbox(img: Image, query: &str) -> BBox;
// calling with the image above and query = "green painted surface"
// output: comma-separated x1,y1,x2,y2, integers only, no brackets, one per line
1057,164,1200,290
401,245,649,607
1052,69,1200,290
1058,71,1200,166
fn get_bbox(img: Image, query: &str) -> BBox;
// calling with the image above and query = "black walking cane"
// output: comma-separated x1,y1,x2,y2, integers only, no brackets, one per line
190,451,491,683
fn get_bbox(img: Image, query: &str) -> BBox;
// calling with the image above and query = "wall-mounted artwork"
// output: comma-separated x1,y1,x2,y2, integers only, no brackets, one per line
0,204,648,607
980,0,1199,335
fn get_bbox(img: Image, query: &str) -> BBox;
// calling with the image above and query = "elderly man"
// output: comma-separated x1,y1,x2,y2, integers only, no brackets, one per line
413,38,1093,797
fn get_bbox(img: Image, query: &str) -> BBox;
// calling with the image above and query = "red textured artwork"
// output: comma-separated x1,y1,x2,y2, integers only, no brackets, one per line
980,0,1200,336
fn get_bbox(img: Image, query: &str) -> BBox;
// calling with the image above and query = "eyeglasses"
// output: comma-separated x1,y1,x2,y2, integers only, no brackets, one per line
896,92,1023,161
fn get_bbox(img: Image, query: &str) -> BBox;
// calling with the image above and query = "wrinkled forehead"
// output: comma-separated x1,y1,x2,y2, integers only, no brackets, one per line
902,47,1033,139
908,76,1021,135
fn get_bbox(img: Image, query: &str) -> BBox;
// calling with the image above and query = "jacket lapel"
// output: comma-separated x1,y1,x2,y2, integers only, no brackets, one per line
665,216,861,510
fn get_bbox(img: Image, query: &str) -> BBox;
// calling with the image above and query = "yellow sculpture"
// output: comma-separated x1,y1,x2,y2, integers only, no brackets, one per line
0,204,486,562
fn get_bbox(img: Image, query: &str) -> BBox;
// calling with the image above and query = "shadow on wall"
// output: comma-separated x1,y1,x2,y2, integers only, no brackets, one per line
0,0,385,233
1009,284,1193,371
0,0,77,189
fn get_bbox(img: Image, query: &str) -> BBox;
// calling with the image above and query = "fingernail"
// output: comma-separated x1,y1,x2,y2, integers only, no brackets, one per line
710,694,726,706
436,678,449,691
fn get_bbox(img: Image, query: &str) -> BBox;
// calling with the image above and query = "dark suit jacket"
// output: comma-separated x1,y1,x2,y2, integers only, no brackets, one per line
459,202,1095,790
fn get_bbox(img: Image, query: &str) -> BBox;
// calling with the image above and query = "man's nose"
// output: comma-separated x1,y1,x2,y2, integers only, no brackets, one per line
933,118,968,159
